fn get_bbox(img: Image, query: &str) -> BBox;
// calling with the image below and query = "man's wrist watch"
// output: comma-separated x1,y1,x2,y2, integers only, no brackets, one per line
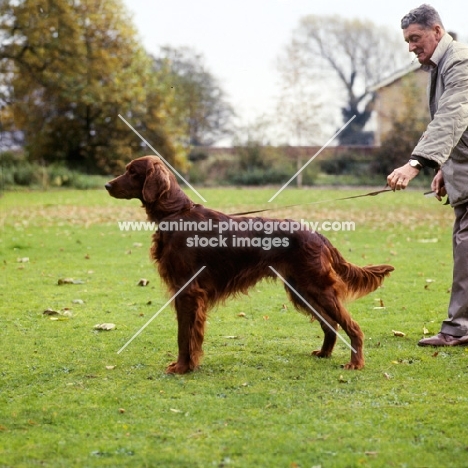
409,159,423,170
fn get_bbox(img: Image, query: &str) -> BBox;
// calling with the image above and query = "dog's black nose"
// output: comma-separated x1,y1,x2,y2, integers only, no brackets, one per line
105,183,112,191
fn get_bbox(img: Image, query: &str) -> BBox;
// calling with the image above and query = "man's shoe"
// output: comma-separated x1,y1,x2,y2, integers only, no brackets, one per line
418,332,468,347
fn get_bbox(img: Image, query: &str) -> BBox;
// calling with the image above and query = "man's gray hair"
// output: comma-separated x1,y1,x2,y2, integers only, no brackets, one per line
401,4,445,30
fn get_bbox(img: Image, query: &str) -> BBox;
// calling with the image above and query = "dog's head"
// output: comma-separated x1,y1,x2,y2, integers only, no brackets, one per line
105,156,172,203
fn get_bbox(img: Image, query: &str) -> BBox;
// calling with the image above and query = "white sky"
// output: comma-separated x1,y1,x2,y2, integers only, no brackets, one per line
122,0,466,139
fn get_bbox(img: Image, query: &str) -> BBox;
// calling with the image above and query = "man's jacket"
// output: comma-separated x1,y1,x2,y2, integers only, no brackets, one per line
412,33,468,206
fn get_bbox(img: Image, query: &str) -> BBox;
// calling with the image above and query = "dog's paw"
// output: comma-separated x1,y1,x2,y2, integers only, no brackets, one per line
165,361,192,374
311,349,332,358
342,361,364,370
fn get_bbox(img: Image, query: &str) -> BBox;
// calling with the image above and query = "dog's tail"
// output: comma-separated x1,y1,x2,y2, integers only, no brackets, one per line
321,235,394,301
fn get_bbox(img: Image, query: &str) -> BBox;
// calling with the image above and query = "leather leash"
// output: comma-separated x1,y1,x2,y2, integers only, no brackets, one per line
229,187,393,217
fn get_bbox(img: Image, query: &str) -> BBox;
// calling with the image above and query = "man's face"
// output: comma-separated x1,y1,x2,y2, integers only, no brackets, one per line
403,23,443,65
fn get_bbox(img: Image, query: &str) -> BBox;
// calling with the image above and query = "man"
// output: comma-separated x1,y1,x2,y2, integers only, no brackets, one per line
387,4,468,346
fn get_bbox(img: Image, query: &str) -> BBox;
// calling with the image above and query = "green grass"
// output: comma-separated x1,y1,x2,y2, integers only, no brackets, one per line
1,186,467,467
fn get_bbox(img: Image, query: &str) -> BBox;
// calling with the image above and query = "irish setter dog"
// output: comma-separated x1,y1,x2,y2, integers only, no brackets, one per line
106,156,394,374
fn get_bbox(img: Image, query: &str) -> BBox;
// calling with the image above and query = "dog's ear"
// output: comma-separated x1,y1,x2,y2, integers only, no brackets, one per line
142,158,171,203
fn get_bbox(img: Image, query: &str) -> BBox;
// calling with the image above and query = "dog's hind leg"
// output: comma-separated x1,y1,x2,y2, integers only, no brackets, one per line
287,283,364,369
311,316,338,358
285,284,339,359
166,286,207,374
334,308,364,370
313,292,365,369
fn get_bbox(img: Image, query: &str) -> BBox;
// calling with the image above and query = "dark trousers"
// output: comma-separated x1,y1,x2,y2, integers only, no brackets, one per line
441,202,468,336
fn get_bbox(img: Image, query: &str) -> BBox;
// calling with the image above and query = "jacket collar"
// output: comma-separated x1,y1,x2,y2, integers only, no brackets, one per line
422,32,453,71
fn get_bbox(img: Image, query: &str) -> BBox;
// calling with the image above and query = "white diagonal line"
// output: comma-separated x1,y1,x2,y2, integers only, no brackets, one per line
118,114,207,203
268,115,356,203
268,266,356,354
117,266,206,354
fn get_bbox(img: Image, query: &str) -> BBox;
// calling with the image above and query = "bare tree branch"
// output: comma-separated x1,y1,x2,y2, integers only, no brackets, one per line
294,15,408,143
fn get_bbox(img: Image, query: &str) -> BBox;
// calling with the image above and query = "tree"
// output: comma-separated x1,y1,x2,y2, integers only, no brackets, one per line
275,38,324,187
0,0,183,173
152,46,234,147
372,73,429,175
293,15,408,144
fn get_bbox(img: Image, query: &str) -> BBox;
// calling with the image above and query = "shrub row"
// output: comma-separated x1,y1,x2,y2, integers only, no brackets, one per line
0,152,108,189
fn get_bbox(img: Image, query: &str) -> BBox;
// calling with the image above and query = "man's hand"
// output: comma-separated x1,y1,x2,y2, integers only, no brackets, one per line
387,163,420,190
431,169,446,201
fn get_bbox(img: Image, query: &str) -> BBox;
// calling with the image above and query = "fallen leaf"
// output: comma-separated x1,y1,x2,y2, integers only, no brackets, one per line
170,408,182,413
137,279,149,286
119,408,125,414
17,257,29,263
432,351,439,358
58,278,84,285
43,308,73,319
58,278,74,285
392,330,406,337
380,299,385,307
94,323,116,331
133,242,143,248
238,312,246,318
383,372,391,380
72,299,84,305
263,315,270,320
423,326,429,335
106,365,116,370
43,308,61,316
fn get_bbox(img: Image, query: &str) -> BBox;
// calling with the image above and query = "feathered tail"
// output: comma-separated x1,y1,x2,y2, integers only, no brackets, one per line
321,235,394,301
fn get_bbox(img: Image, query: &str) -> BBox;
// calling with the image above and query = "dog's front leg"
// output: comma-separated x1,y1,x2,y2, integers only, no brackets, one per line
166,288,207,374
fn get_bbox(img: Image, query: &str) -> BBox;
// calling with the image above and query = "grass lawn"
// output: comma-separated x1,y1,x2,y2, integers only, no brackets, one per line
1,185,467,467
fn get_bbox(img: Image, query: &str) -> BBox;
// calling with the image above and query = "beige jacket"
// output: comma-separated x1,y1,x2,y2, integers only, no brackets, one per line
412,33,468,206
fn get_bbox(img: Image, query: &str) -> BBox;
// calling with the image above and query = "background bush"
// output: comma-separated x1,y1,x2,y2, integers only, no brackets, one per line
0,152,108,190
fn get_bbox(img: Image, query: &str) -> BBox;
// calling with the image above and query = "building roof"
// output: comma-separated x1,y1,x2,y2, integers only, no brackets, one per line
368,62,422,92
